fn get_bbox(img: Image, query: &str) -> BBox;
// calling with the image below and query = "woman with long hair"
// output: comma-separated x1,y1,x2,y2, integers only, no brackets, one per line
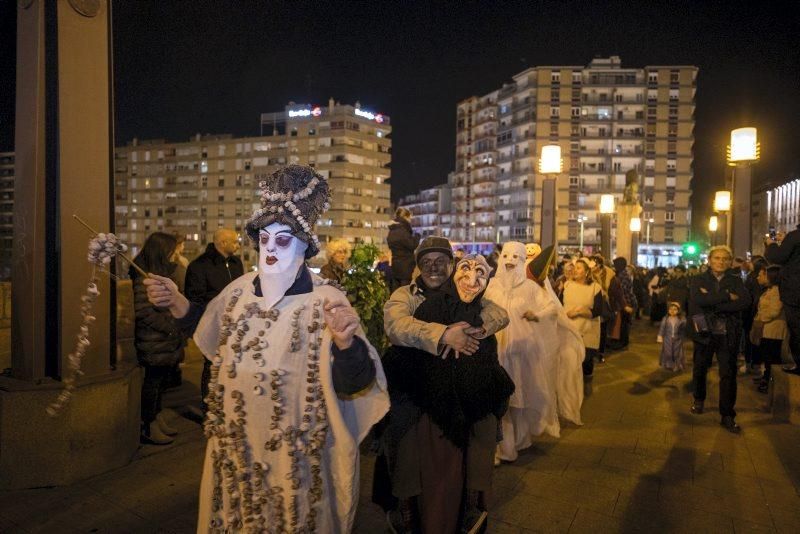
130,232,183,444
752,265,786,393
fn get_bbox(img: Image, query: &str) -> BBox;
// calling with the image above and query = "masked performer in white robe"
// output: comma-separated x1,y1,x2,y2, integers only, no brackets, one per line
144,165,389,533
486,243,560,462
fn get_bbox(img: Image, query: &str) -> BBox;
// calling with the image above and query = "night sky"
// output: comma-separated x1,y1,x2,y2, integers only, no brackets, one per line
1,0,798,232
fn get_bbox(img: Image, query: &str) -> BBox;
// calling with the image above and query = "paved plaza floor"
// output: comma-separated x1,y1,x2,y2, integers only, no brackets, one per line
2,320,800,533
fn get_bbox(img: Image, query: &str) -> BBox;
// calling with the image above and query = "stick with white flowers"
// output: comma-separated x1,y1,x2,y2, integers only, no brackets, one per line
46,215,137,416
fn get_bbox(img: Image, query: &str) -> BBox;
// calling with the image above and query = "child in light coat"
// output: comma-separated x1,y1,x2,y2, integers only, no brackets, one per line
658,302,687,371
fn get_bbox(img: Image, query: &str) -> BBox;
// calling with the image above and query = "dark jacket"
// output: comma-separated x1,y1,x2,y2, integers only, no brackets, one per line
386,218,419,283
132,275,184,366
185,243,245,306
665,275,689,313
319,261,347,284
765,226,800,307
688,270,751,346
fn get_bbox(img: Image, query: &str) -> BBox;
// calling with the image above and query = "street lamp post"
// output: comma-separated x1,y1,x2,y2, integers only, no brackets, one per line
470,221,476,253
714,190,732,248
708,215,719,247
577,214,588,254
538,144,563,250
599,194,615,260
629,217,641,266
727,127,760,256
644,217,654,268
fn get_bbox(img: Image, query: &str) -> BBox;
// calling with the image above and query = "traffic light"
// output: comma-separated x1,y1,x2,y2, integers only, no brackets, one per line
684,243,698,255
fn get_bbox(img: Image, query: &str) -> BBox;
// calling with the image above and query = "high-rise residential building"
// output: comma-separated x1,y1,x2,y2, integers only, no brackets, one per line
443,56,696,264
114,100,392,266
398,183,452,238
0,152,13,280
751,176,800,256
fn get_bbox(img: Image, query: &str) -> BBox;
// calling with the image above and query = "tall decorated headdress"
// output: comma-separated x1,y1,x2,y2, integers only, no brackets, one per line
245,165,331,259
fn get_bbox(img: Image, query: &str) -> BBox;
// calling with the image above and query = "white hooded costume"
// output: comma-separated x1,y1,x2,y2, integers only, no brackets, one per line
486,243,586,461
486,242,561,460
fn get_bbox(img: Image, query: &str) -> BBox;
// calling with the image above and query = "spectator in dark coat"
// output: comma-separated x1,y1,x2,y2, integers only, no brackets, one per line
765,225,800,373
387,207,420,291
665,265,690,313
611,257,637,349
688,245,750,433
185,228,245,414
131,232,184,445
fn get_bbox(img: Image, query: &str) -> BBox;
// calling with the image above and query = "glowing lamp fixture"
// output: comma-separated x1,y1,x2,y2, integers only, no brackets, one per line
538,144,563,174
629,217,642,232
727,127,760,164
714,190,731,212
708,216,718,232
599,194,615,214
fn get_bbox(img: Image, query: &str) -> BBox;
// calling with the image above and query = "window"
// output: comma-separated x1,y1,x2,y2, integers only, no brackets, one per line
290,128,298,137
670,71,680,83
648,72,658,83
571,107,581,117
572,71,582,84
665,211,675,221
669,89,680,101
550,106,559,117
218,177,225,187
551,72,560,83
308,128,316,136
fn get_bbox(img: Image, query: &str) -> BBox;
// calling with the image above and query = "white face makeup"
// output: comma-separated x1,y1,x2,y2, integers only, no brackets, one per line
259,223,307,274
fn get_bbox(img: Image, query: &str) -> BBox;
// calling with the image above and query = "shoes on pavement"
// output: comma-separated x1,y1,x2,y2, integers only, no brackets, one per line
690,400,704,414
720,416,741,434
782,365,800,376
140,422,174,445
156,412,178,436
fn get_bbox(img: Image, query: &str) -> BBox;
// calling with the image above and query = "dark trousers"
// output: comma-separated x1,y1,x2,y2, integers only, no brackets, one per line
141,364,171,423
201,358,211,413
584,348,597,376
692,334,738,417
785,304,800,367
759,338,783,382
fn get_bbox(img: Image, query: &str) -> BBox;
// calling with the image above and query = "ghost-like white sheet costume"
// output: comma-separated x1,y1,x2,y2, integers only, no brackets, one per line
486,243,584,461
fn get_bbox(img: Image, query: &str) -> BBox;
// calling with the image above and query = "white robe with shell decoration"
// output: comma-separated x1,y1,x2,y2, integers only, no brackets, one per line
193,271,389,533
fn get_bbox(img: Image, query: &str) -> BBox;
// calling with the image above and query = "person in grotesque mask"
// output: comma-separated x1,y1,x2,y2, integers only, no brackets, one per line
382,252,514,534
142,165,389,533
486,243,585,463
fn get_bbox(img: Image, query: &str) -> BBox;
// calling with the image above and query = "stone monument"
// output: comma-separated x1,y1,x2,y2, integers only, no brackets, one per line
615,169,643,263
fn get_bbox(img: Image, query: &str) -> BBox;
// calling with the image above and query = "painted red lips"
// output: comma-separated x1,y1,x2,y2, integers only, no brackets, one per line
265,256,278,265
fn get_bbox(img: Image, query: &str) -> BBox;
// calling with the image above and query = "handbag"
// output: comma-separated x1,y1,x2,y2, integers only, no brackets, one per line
691,313,710,335
749,320,765,346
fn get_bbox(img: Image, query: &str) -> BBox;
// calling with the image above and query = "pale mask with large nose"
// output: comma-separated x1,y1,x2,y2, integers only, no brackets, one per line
454,254,490,303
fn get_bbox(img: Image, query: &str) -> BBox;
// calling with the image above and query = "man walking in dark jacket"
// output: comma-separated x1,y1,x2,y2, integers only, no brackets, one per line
688,245,750,433
185,228,244,413
387,207,420,291
765,225,800,373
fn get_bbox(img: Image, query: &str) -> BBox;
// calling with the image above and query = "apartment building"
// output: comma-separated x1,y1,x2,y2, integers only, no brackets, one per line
114,100,392,267
752,176,800,256
398,183,452,238
443,56,696,263
0,152,13,280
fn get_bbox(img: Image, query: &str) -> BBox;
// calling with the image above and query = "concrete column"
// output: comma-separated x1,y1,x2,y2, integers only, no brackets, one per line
616,202,642,263
1,0,141,489
540,177,557,248
731,165,753,257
